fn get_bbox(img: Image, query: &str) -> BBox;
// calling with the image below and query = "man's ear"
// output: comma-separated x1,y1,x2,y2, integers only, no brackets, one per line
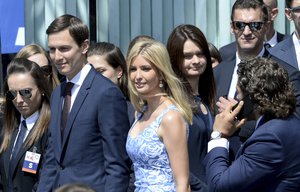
270,8,278,21
285,8,294,21
230,21,234,34
82,39,89,54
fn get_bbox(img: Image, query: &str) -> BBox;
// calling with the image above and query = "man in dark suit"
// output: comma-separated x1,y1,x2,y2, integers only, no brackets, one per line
214,0,300,152
268,0,300,70
205,57,300,191
219,0,287,61
37,15,130,192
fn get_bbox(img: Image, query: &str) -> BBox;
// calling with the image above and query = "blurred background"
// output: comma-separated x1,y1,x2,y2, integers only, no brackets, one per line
0,0,293,92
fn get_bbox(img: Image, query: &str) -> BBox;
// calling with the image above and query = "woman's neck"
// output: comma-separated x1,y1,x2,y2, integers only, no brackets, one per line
145,96,167,115
186,76,199,95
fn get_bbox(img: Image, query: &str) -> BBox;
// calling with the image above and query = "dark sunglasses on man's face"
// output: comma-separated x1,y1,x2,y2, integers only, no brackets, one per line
290,6,300,14
6,89,33,100
232,21,264,32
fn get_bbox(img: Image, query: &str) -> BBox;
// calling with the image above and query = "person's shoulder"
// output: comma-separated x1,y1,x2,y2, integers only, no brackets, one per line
219,42,236,61
160,107,186,128
219,42,236,51
270,35,293,52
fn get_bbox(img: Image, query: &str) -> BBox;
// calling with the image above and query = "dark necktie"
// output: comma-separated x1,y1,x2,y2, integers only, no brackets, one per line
61,82,74,136
11,120,27,161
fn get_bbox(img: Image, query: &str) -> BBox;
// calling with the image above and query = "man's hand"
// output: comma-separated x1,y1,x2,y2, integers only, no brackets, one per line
216,96,238,113
213,101,246,138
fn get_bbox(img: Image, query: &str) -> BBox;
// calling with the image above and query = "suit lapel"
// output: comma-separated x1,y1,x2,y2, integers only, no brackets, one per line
51,84,65,159
3,129,18,178
270,36,298,69
214,58,236,98
9,125,38,174
280,37,298,69
61,69,96,153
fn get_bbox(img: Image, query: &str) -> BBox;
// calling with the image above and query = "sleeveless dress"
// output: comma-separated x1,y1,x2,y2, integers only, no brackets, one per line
126,105,189,192
188,96,213,190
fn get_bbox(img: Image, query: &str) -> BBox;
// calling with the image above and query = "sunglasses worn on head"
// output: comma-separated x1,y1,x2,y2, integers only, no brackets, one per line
6,89,33,100
40,65,52,76
232,21,264,32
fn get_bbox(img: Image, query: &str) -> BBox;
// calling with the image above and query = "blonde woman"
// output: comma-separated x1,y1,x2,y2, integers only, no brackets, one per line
126,40,192,192
15,44,60,90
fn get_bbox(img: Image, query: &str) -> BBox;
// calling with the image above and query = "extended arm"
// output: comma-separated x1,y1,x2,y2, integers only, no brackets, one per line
159,110,190,192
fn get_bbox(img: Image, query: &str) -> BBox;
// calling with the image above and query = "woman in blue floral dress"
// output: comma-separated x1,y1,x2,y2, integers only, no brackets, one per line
126,39,193,192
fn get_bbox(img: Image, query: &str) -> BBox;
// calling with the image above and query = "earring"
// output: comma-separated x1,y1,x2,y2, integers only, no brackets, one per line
159,80,164,88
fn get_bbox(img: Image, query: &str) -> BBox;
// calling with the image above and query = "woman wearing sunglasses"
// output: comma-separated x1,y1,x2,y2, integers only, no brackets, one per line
15,44,61,90
0,58,52,192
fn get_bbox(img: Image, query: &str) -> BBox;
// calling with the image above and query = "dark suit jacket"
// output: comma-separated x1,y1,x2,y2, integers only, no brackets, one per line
219,31,287,61
268,35,299,69
204,115,300,192
213,50,300,155
0,127,48,192
37,66,131,192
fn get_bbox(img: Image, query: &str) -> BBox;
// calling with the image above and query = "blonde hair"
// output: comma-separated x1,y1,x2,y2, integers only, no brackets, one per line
127,40,193,124
15,44,60,90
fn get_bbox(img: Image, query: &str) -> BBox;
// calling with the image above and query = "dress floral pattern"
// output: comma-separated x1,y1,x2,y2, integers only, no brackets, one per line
126,105,189,192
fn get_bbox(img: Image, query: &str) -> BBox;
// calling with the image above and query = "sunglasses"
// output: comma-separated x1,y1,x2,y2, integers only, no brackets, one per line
289,6,300,14
6,89,33,100
232,21,264,32
40,65,52,76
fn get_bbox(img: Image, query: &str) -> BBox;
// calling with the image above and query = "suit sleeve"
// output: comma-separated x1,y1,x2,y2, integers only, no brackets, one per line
98,86,131,192
36,130,57,192
286,69,300,118
270,56,300,118
204,130,284,192
36,92,59,192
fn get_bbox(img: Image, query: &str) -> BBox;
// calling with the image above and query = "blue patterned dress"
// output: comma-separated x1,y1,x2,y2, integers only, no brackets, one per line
126,105,189,192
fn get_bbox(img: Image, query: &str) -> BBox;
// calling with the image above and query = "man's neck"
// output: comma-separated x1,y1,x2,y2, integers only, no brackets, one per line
266,22,275,41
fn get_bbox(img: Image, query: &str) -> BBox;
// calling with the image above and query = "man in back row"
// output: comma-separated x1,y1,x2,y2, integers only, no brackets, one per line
213,0,300,155
269,0,300,70
37,14,131,192
219,0,287,61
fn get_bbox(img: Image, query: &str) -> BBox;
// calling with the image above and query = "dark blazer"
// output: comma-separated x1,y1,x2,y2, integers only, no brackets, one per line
214,49,300,116
0,127,48,192
204,115,300,192
213,49,300,156
219,31,287,61
268,35,299,69
37,66,131,192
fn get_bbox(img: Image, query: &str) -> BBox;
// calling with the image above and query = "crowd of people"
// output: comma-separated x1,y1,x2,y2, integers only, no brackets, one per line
0,0,300,192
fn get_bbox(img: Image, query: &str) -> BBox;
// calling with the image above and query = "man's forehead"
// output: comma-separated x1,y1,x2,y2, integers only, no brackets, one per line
233,8,264,21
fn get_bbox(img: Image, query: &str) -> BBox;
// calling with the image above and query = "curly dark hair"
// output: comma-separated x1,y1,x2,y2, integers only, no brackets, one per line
237,57,296,119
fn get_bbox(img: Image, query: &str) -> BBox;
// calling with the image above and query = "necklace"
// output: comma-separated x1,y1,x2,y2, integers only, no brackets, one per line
145,98,167,115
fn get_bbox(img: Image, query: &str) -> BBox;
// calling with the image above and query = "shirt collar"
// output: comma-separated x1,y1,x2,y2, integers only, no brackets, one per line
67,64,92,86
21,111,40,132
266,32,278,47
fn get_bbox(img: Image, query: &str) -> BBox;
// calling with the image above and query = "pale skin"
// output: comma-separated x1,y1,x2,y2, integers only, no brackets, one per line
231,8,267,59
7,73,42,118
129,54,190,192
263,0,278,41
182,39,208,114
48,29,89,80
27,53,49,67
285,0,300,38
214,100,246,138
215,84,247,136
87,54,123,84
